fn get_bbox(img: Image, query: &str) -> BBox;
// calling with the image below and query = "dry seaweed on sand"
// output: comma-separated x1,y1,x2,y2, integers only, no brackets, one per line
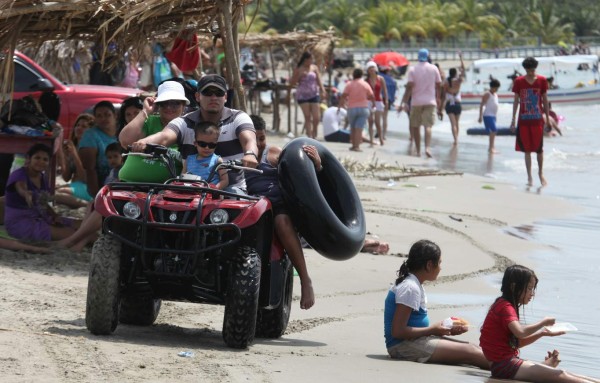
338,154,462,181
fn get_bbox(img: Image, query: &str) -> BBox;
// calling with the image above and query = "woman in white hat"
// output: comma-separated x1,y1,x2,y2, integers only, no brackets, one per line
56,81,189,252
118,80,189,182
365,61,388,146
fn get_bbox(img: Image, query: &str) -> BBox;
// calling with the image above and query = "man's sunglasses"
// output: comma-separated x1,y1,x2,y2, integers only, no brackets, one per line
200,88,226,97
196,140,218,149
158,100,184,108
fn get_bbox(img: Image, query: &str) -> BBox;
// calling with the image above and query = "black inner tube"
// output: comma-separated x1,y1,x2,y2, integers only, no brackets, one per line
278,138,365,261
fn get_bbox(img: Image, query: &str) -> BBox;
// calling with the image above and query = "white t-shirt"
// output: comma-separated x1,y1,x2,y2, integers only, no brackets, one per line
392,273,427,311
322,107,348,136
483,91,499,116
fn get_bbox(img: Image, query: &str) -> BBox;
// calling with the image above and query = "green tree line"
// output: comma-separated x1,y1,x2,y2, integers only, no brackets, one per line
243,0,600,47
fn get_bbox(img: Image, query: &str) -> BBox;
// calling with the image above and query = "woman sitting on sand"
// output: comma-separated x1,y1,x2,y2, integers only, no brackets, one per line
4,144,79,241
384,239,489,369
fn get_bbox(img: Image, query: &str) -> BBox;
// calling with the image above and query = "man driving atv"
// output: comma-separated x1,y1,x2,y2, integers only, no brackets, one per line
131,74,259,194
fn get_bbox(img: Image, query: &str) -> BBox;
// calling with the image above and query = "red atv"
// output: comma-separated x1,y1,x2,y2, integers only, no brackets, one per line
85,144,294,348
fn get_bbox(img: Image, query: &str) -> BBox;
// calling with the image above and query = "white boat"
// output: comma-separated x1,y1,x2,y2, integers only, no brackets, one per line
460,55,600,106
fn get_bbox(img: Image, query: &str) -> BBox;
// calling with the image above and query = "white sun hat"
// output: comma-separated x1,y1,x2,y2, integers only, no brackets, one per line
366,61,378,71
155,81,190,105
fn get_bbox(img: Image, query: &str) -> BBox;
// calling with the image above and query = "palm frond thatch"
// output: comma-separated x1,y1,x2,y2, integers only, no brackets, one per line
0,0,252,101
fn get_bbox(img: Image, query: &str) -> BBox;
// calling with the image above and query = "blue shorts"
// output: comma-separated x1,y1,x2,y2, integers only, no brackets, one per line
483,116,497,133
347,107,370,130
70,180,93,201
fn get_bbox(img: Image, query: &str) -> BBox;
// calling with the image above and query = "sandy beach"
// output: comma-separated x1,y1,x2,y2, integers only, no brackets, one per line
0,126,577,382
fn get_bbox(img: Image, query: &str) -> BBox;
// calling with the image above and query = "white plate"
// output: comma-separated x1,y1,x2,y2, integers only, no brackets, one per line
546,322,578,332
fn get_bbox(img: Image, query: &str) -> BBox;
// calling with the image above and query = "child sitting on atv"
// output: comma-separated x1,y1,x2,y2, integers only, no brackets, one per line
245,115,317,310
182,121,228,190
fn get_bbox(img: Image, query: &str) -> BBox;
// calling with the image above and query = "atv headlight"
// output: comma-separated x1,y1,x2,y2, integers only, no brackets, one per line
122,202,141,219
209,209,229,224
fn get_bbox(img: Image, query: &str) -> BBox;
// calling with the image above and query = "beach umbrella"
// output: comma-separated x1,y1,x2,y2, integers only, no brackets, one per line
372,51,409,68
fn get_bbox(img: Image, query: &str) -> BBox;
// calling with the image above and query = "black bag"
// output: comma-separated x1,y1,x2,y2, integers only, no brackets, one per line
0,96,49,128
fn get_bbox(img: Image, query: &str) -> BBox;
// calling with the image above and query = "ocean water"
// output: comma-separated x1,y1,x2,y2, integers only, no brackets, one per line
384,103,600,378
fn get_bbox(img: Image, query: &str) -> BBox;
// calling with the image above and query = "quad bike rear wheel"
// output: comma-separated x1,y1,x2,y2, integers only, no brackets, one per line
119,297,162,326
222,246,261,348
255,258,293,338
85,234,121,335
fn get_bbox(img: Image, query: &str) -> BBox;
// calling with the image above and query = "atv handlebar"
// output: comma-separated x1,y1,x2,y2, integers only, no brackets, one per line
126,144,263,183
217,160,263,174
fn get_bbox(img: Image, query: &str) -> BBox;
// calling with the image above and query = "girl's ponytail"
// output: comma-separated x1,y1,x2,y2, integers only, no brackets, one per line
393,239,441,286
395,261,410,285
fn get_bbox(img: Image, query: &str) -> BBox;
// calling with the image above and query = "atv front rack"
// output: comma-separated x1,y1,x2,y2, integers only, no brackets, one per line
101,181,259,257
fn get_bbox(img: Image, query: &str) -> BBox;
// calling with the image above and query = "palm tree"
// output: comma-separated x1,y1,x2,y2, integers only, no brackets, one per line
258,0,322,32
395,1,432,43
363,2,401,45
495,2,524,40
454,0,500,42
323,0,367,45
526,1,574,44
565,7,600,37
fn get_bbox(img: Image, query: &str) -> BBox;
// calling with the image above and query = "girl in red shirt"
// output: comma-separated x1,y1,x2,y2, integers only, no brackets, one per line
480,265,599,382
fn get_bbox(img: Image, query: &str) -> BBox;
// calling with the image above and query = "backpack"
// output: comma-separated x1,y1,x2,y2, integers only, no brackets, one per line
0,96,49,128
153,55,173,88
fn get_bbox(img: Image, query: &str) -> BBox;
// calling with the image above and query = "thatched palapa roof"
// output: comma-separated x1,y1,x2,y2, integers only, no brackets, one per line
0,0,252,107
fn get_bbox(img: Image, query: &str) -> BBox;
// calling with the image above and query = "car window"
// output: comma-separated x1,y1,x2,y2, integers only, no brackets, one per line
14,61,41,92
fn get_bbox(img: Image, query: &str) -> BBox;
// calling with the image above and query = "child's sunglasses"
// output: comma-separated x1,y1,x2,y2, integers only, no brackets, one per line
196,140,218,149
200,88,226,97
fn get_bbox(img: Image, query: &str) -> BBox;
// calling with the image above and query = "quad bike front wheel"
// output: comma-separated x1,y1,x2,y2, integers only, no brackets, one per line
86,234,122,335
119,297,162,326
255,258,294,338
222,246,261,348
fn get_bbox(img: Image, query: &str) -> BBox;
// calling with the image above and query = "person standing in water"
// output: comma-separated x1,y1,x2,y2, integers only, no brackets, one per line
440,52,466,145
478,79,501,154
510,57,550,187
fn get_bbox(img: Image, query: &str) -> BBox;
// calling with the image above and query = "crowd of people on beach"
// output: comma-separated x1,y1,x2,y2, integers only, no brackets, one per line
330,49,560,187
1,50,593,382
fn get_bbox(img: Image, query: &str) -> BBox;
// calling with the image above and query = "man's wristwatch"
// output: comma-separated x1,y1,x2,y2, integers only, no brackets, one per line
244,150,258,160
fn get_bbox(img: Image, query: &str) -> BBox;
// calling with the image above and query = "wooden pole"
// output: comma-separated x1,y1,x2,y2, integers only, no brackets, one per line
217,0,245,111
269,47,280,131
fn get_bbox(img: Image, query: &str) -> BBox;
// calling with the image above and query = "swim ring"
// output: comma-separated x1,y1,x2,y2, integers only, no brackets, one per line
278,138,365,261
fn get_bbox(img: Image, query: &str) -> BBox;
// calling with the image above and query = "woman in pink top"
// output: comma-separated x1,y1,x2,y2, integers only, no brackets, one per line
339,68,374,152
289,51,327,139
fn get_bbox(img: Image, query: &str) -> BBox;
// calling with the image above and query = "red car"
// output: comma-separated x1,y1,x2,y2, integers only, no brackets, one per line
2,51,138,138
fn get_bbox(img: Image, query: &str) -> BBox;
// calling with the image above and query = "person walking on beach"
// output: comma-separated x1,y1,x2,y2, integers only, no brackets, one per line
379,66,397,141
365,61,387,146
478,79,501,154
399,49,441,158
339,68,374,152
384,239,489,369
480,265,600,382
288,51,327,139
510,57,550,187
440,52,466,145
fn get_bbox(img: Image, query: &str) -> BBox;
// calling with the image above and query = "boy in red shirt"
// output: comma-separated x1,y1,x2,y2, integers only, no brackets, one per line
510,57,550,187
